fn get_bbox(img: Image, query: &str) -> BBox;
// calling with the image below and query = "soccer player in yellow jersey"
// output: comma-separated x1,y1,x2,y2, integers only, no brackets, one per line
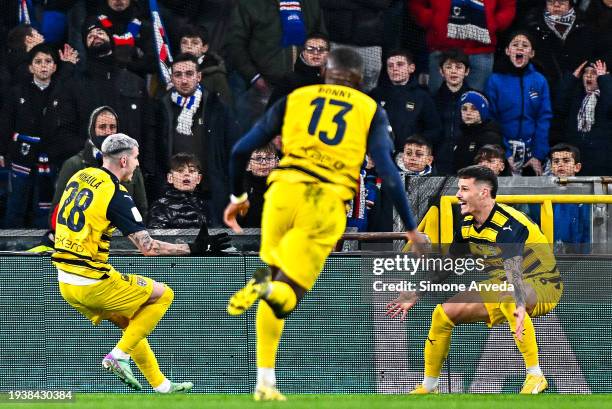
223,48,430,401
387,165,563,394
52,133,230,392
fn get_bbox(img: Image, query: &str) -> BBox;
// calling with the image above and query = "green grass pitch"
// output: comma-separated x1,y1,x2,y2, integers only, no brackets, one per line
8,394,612,409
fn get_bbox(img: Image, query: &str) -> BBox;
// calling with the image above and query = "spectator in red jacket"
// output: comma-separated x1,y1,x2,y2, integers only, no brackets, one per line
409,0,516,92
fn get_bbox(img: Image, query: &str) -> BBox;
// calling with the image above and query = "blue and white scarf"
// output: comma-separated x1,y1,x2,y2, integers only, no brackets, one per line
447,0,491,44
279,1,306,47
171,85,203,135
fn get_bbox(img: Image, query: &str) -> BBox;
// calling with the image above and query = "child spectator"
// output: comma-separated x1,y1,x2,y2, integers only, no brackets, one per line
474,144,508,176
558,60,612,176
239,144,279,228
178,24,232,105
486,31,552,176
434,49,472,174
370,50,440,154
548,143,591,252
148,153,209,229
454,90,503,172
0,44,65,228
397,135,435,176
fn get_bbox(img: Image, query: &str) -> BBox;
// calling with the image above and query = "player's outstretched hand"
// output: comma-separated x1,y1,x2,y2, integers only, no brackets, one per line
514,305,526,342
385,291,420,320
188,226,231,255
406,230,431,255
223,201,250,233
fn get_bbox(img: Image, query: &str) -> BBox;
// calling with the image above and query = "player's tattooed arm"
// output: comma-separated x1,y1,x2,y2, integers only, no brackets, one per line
504,255,526,307
128,230,190,256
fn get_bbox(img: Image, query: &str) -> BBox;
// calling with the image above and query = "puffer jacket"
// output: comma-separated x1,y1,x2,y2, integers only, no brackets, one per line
148,187,209,229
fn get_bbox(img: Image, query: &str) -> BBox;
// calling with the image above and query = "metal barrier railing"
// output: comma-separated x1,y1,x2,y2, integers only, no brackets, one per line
439,195,612,244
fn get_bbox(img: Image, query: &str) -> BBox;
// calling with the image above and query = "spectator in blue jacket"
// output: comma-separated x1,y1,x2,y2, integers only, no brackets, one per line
486,31,552,176
370,49,441,154
549,143,590,253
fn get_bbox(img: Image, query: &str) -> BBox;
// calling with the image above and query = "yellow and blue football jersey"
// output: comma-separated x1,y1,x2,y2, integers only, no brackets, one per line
52,167,146,279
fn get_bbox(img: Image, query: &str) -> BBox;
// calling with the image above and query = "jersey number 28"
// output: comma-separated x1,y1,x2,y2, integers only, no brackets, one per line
57,181,94,232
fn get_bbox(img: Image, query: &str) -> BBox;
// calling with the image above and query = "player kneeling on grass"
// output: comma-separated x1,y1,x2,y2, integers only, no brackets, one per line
223,48,429,401
52,133,230,393
387,165,563,394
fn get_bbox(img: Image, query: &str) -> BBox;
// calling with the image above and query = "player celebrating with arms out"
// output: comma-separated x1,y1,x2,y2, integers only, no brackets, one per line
387,165,563,394
224,48,430,401
52,134,230,393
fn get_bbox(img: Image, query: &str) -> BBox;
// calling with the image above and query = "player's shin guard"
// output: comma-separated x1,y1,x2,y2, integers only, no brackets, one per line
117,286,174,354
424,304,455,379
256,300,285,370
265,281,298,318
499,300,539,369
131,338,166,388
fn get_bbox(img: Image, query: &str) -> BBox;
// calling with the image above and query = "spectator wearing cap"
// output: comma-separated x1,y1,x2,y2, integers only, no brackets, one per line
178,24,232,105
53,20,152,174
0,44,67,227
409,0,516,92
486,30,552,176
87,0,155,77
434,48,473,175
267,33,330,107
557,60,612,176
454,90,503,172
370,49,441,155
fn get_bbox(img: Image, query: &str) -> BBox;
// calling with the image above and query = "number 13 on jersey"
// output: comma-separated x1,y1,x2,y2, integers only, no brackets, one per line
308,97,353,146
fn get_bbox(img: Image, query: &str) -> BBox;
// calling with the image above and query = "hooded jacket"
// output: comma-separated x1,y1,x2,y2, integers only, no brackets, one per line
485,63,552,161
50,106,148,224
53,51,151,170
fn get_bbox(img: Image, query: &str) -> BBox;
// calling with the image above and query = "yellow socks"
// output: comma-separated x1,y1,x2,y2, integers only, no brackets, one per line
117,286,174,354
499,300,539,369
131,338,166,388
256,300,286,369
424,304,455,379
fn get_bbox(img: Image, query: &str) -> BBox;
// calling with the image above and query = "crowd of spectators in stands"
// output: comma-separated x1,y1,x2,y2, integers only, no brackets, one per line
0,0,610,238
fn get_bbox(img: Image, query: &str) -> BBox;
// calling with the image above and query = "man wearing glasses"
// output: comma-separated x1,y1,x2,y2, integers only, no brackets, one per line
268,33,331,107
153,53,239,225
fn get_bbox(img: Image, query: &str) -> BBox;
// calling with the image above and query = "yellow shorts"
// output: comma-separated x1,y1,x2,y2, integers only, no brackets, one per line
260,181,347,290
58,267,155,325
482,275,563,327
